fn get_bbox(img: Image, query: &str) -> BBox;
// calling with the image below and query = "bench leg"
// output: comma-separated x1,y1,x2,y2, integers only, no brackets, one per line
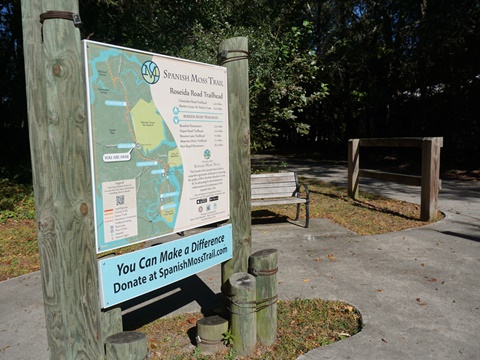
295,203,301,221
305,202,309,228
295,203,309,228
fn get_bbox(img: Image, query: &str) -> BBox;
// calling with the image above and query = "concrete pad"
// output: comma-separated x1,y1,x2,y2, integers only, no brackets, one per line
1,157,479,359
0,273,48,359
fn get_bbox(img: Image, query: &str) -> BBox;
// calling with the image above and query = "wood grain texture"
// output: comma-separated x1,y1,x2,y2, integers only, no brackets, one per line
359,169,422,186
421,138,442,221
196,316,228,354
41,1,103,357
249,249,277,345
251,172,299,199
348,139,360,199
348,137,442,221
218,37,251,285
21,1,121,358
250,172,309,227
358,137,425,147
105,332,147,360
228,273,256,356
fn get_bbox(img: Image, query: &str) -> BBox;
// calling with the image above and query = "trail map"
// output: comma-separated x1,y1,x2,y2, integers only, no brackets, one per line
83,41,229,253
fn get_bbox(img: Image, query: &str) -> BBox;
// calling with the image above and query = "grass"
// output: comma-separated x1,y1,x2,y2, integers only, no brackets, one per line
0,177,441,280
0,178,37,280
140,298,362,359
0,174,438,358
0,219,39,280
0,178,35,223
252,177,441,235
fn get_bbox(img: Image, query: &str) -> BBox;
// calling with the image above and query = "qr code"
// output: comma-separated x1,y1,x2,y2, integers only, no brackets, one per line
116,195,125,206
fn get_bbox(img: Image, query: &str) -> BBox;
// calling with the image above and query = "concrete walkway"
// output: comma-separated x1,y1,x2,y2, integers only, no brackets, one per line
254,154,480,360
1,158,479,359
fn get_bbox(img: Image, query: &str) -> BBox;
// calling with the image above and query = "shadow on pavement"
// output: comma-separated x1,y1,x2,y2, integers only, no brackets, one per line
122,274,222,330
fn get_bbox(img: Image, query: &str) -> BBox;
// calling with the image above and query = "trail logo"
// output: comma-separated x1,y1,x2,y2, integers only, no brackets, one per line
141,60,160,84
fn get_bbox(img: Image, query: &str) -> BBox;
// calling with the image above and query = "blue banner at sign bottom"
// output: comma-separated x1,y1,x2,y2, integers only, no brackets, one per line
98,224,232,308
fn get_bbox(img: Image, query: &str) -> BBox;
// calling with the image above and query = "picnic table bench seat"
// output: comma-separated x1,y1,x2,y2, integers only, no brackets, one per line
251,172,310,228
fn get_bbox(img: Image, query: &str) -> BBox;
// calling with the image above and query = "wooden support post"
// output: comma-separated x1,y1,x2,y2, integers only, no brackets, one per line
102,307,123,348
196,315,229,354
20,1,122,358
249,249,278,345
348,139,360,199
105,332,148,360
421,137,442,221
227,273,256,356
218,37,251,285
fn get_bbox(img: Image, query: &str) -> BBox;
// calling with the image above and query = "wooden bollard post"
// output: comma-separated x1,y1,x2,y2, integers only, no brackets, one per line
196,315,229,354
105,331,148,360
249,249,278,345
218,37,252,285
421,137,442,221
348,139,360,199
227,272,256,356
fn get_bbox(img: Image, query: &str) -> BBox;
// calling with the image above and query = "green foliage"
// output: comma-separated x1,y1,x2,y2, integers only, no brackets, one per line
249,19,330,152
3,0,480,169
0,178,35,223
78,0,331,152
222,328,235,346
224,348,236,360
251,161,287,174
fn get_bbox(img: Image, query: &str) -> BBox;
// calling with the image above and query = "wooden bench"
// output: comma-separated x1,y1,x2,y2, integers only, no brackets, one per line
251,172,310,228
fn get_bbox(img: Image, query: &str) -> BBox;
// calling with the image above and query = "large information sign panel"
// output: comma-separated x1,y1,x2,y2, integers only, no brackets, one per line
83,41,229,253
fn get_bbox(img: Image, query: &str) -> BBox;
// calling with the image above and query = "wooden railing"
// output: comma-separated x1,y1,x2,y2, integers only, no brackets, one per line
348,137,443,221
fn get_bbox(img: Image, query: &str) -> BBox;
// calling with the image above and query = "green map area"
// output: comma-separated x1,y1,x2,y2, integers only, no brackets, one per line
85,42,184,252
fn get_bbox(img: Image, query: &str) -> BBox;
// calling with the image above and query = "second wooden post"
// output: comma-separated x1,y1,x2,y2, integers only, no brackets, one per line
218,37,251,285
227,272,256,356
249,249,278,345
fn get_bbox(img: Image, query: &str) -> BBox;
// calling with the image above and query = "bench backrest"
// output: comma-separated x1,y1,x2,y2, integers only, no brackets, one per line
251,172,298,200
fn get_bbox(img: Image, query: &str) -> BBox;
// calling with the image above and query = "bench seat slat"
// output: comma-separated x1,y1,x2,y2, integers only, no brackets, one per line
251,198,306,206
252,176,297,183
251,180,297,187
252,187,296,196
250,173,297,179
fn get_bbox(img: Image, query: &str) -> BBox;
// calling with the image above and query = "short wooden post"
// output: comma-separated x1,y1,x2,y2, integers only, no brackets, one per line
101,307,123,346
227,272,256,356
218,37,251,285
421,137,442,221
105,332,148,360
249,249,278,345
196,316,229,354
348,139,360,199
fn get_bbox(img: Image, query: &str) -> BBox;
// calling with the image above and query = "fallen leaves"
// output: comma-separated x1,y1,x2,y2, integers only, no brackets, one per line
327,254,336,261
140,298,362,359
312,253,336,262
416,297,428,306
334,331,351,337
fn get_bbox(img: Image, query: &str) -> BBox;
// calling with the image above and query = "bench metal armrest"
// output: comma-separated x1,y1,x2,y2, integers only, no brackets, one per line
294,182,309,202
